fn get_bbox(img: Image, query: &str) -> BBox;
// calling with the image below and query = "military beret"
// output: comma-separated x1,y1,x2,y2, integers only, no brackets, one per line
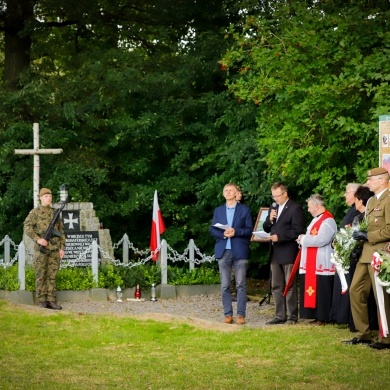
367,167,389,177
39,188,52,197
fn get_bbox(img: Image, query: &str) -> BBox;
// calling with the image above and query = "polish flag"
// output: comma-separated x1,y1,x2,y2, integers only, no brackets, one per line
150,190,166,261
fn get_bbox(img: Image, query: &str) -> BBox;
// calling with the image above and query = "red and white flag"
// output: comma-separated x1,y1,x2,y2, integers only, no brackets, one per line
150,190,166,261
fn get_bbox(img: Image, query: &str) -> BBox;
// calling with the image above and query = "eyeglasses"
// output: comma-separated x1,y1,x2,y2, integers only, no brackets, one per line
272,192,286,199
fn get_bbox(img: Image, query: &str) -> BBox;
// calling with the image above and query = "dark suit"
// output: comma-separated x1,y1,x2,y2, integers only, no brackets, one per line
210,202,253,317
350,189,390,343
263,199,305,321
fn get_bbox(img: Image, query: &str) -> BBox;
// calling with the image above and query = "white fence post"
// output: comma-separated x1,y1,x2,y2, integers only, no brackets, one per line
4,235,10,264
91,240,99,285
122,233,129,264
18,241,26,291
189,239,195,271
160,239,168,285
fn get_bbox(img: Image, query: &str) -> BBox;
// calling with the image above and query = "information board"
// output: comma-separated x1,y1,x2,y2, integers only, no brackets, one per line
379,115,390,171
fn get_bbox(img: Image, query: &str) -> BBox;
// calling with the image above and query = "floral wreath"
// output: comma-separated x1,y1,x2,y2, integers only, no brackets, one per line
372,243,390,294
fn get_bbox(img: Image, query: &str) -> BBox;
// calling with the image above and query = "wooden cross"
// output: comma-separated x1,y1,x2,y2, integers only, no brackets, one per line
15,123,63,208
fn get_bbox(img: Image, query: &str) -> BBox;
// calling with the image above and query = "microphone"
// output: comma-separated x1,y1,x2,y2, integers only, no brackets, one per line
271,202,278,223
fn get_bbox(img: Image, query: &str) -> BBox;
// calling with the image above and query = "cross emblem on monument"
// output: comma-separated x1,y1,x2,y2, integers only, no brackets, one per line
63,213,79,230
14,123,63,208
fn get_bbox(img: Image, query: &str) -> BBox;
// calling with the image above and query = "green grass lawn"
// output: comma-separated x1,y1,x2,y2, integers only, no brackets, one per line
0,299,389,389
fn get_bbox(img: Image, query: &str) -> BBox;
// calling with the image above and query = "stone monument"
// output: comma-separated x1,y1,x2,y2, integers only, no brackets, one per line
58,201,114,265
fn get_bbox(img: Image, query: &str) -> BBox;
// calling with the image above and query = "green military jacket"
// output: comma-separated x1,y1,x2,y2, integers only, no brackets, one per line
361,189,390,263
23,205,66,251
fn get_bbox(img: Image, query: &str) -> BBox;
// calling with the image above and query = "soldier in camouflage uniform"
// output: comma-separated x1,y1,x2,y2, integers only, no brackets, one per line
23,188,66,310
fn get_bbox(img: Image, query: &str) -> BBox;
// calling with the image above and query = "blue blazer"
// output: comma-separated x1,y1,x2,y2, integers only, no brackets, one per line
210,202,253,259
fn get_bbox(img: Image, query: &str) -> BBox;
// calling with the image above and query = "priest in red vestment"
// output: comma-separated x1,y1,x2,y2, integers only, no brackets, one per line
297,193,337,325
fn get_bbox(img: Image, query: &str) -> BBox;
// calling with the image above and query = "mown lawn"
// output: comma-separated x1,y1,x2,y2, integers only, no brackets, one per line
0,300,389,390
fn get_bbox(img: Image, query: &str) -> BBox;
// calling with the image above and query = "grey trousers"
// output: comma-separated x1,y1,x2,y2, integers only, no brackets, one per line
271,258,298,321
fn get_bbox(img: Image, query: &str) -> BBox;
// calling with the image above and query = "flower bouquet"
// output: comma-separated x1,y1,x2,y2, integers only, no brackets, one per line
371,248,390,293
371,245,390,338
330,217,368,293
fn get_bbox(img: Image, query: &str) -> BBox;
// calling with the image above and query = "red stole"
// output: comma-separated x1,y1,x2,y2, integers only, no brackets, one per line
304,210,334,308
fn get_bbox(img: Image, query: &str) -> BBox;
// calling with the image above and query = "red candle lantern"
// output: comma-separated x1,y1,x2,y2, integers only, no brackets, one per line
135,284,141,299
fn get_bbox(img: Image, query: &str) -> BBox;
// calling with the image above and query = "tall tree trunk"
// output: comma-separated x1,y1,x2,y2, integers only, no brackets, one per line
4,0,34,90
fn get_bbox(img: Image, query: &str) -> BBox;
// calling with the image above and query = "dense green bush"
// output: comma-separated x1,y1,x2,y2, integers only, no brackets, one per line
115,264,161,291
97,264,123,290
56,267,95,291
168,266,220,285
25,266,36,291
0,263,220,291
0,265,19,291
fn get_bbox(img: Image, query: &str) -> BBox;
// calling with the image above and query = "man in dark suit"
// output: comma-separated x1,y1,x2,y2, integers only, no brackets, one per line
263,182,305,324
210,183,253,325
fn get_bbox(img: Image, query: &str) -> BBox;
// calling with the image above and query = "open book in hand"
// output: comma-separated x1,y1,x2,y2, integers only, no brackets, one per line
213,223,230,230
252,231,270,239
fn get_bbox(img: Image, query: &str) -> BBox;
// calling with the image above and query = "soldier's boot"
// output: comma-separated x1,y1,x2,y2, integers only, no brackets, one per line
47,301,62,310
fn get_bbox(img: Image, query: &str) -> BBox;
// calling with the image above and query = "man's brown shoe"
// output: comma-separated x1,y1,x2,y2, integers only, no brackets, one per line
236,315,245,325
224,315,233,324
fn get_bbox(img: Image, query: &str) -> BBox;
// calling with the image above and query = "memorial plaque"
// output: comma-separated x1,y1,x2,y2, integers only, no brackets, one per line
63,231,99,266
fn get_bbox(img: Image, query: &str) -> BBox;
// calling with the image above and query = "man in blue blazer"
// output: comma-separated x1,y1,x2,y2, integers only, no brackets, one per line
263,182,305,324
210,183,253,325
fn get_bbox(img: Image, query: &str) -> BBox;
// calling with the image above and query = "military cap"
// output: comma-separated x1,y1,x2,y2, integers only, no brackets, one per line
367,167,389,177
39,188,52,197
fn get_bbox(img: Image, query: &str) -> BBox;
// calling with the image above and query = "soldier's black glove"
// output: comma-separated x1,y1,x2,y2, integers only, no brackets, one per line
352,231,368,241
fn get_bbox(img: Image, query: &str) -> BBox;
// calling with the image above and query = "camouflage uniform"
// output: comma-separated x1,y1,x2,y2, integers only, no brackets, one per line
23,205,66,303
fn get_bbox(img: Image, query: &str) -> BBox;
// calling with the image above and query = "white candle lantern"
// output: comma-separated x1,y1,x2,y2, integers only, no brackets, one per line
150,283,157,302
59,184,68,202
116,286,123,302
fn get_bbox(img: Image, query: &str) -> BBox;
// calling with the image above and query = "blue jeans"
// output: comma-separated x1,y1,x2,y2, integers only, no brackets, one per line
218,250,247,317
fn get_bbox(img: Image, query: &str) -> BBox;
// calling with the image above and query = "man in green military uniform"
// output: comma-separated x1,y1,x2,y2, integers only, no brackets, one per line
344,167,390,349
24,188,66,310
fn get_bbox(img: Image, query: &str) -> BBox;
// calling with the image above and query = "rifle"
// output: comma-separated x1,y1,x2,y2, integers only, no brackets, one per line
39,197,69,254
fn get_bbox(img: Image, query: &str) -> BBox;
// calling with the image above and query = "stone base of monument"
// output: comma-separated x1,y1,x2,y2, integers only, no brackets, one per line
126,298,146,302
175,284,221,297
89,288,108,302
0,284,221,305
157,284,177,299
57,290,90,302
0,290,35,305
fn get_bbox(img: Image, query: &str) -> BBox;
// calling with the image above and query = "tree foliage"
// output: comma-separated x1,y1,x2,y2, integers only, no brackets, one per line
1,0,388,262
0,0,263,257
222,1,390,215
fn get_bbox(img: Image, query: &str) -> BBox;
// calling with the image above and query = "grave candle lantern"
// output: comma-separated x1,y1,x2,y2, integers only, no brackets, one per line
116,286,123,302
